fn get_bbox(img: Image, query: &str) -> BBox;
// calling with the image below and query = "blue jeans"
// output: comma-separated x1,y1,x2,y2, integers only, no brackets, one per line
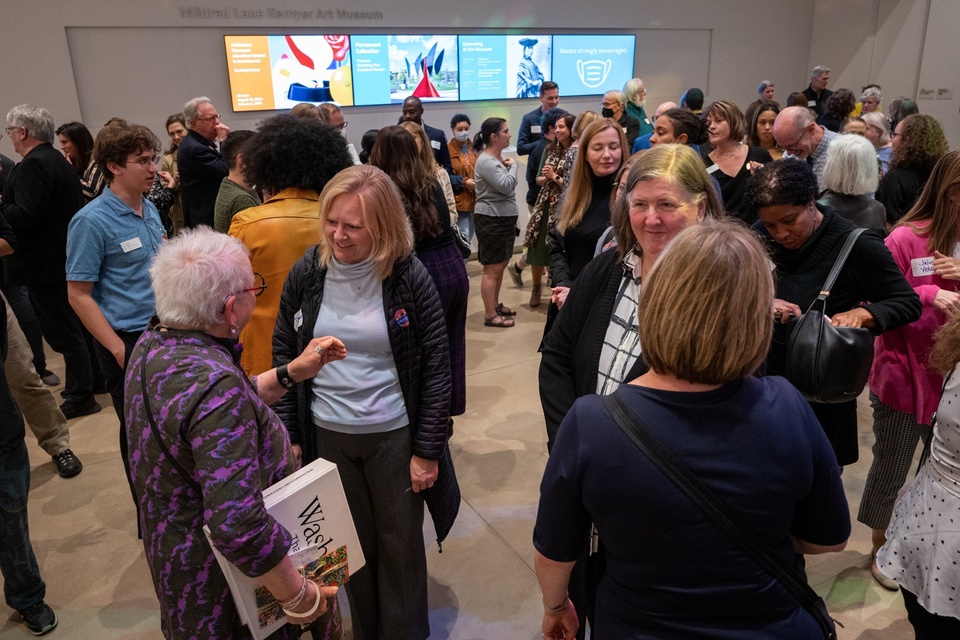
456,210,475,245
0,440,45,612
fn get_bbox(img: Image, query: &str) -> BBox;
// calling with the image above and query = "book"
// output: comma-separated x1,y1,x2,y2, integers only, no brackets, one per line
204,457,365,639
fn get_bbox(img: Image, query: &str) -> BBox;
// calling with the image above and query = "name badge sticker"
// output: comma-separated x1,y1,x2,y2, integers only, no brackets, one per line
807,100,817,107
911,256,935,277
294,309,303,331
430,140,441,150
531,125,542,134
705,164,720,175
120,237,143,253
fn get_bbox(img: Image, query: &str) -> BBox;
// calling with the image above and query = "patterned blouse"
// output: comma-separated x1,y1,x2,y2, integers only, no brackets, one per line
125,328,301,640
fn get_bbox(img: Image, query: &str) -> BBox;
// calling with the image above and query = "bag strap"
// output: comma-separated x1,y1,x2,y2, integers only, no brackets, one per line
807,227,866,308
602,392,829,615
139,329,203,493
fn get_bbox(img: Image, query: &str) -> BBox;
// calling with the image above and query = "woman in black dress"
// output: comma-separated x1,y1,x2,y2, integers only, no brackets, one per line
703,100,772,223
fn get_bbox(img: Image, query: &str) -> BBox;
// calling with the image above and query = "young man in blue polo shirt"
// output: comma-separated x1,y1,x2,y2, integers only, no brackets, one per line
66,121,165,512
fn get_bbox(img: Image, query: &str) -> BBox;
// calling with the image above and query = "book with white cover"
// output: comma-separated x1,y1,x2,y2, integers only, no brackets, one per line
204,457,364,639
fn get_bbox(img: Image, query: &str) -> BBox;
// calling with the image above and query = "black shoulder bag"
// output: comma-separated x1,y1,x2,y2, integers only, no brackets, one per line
785,228,874,404
602,392,839,639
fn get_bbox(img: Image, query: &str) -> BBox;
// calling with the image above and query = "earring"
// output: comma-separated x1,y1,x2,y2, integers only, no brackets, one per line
229,324,239,336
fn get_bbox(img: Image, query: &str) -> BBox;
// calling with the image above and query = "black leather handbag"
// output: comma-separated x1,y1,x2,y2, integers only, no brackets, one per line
603,393,840,640
785,228,874,404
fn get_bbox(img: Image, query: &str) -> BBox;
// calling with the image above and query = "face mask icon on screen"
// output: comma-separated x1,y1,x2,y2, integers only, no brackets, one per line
576,59,612,89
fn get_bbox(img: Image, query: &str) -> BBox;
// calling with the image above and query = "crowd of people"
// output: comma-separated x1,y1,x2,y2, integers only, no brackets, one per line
0,60,958,639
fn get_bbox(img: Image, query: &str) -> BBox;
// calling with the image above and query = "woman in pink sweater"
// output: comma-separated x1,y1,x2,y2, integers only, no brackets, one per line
859,150,960,590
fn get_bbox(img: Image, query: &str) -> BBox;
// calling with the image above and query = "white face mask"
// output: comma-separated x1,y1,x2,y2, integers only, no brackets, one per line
454,130,470,143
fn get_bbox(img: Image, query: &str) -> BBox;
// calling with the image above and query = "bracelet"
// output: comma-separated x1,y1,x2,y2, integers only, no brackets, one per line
542,594,568,614
276,364,296,390
283,581,322,619
277,572,306,609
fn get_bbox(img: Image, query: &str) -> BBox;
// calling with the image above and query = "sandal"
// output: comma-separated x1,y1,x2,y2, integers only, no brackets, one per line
484,314,515,328
495,303,517,316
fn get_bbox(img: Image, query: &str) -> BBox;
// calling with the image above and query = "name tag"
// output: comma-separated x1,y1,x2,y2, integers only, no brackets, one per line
430,140,441,150
120,237,142,253
622,126,628,133
644,118,651,125
705,164,720,175
807,100,817,107
531,125,541,134
294,309,303,331
911,256,934,277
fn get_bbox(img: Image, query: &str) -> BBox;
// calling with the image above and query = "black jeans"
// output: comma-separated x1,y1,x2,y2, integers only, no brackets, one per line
92,330,143,518
26,283,94,404
902,587,960,639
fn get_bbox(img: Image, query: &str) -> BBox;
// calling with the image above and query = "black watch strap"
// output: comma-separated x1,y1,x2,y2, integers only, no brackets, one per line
276,364,296,390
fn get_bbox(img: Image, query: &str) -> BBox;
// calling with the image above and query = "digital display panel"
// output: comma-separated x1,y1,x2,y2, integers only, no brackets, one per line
551,35,636,97
458,35,552,101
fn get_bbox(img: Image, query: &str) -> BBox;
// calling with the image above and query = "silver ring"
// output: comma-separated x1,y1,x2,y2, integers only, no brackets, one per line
314,346,325,355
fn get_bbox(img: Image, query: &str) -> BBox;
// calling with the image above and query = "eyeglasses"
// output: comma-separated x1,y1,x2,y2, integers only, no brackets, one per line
335,121,348,131
240,272,267,297
126,155,161,168
781,129,807,153
222,272,267,309
4,126,22,135
196,113,220,122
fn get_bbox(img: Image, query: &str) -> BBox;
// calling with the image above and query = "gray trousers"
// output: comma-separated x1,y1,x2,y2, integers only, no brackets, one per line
857,393,932,530
315,425,430,640
2,295,68,456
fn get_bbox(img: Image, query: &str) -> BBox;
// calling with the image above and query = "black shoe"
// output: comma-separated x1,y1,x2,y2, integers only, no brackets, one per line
59,399,101,420
18,601,58,636
52,449,82,478
37,369,60,386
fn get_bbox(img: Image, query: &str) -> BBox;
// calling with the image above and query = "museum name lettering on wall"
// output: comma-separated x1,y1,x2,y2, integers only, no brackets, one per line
179,5,384,21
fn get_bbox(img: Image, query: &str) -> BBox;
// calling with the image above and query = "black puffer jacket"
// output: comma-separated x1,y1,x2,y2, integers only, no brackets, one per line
272,245,452,464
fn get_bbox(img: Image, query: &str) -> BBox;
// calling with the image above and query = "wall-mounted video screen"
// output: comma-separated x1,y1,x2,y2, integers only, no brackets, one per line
551,35,637,98
225,35,353,111
458,35,552,101
224,32,634,111
351,35,459,106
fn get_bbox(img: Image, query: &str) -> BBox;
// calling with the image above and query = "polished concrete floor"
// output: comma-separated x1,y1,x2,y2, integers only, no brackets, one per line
2,262,917,639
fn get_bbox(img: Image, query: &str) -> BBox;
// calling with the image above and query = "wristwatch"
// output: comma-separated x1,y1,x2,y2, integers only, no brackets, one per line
276,364,296,390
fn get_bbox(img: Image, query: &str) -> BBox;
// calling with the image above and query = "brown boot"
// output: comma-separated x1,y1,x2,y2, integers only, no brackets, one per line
530,285,542,308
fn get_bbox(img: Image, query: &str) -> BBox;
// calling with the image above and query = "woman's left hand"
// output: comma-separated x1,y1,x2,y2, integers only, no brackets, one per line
933,251,960,280
830,307,875,329
409,455,439,493
289,336,347,380
542,598,579,639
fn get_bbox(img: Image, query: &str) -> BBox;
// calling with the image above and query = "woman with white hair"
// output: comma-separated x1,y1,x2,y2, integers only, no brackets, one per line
818,134,887,235
861,111,894,175
859,86,882,115
126,227,347,639
622,78,653,138
601,89,641,149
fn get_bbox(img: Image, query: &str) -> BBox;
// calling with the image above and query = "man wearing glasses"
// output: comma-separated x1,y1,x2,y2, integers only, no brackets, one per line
178,97,230,228
66,120,166,518
318,102,361,165
773,105,837,189
1,105,102,422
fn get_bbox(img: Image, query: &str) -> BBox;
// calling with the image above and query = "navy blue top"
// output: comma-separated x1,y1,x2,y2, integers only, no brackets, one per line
535,376,850,638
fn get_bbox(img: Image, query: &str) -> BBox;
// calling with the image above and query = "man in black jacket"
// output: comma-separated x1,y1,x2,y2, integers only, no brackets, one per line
1,104,100,419
801,65,833,117
400,96,452,175
178,97,230,228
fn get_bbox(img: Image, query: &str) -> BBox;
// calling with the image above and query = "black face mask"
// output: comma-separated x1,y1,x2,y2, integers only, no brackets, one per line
601,107,615,119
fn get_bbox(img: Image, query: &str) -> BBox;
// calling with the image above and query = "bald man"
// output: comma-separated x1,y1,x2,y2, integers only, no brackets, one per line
631,101,679,153
773,106,837,188
400,96,452,175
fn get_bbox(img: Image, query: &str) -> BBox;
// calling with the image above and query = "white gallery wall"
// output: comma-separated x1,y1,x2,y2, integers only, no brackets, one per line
0,0,955,156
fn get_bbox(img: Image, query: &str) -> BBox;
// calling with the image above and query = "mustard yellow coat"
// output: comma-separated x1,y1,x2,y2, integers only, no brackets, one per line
228,187,321,376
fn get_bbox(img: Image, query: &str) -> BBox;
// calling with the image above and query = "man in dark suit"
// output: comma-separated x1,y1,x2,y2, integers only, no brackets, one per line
1,104,100,420
517,81,560,156
400,96,452,175
177,96,230,228
801,65,833,117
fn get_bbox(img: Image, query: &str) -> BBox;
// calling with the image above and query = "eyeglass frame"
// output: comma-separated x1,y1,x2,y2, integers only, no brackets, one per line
125,154,162,168
223,272,267,309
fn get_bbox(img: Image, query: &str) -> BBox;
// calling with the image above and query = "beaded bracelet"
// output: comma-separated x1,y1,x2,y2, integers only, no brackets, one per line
283,582,321,619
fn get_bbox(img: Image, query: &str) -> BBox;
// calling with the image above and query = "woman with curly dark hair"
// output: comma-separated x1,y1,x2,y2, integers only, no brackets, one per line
816,88,856,133
56,121,105,203
878,114,948,224
371,125,469,420
226,114,354,375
